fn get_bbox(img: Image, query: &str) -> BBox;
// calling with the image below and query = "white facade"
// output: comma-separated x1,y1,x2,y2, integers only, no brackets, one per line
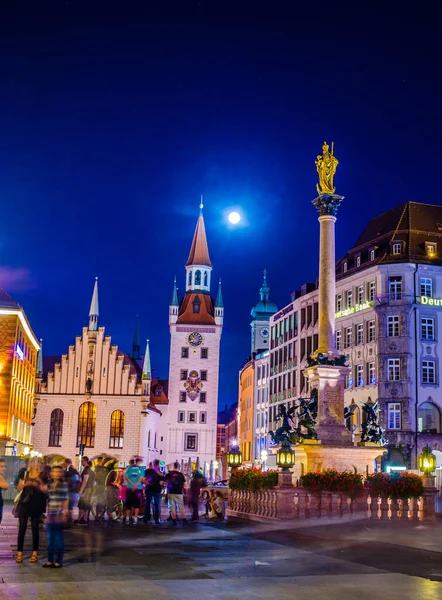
253,351,270,465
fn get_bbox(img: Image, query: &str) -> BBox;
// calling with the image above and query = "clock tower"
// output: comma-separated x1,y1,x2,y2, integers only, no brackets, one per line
250,270,278,354
163,204,223,466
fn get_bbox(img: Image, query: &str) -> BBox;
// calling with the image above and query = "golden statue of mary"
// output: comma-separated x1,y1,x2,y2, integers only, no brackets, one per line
315,141,339,195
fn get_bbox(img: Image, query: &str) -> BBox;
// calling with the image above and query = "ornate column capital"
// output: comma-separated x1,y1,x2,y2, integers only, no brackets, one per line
312,193,344,217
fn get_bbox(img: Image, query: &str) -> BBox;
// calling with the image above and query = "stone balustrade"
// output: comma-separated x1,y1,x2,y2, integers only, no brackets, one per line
227,486,438,522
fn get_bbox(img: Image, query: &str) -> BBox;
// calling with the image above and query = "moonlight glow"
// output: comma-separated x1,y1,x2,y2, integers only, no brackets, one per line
228,211,241,224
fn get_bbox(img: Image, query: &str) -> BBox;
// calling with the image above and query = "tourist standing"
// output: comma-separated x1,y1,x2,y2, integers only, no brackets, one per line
143,459,164,524
0,459,8,524
43,465,69,569
164,462,187,526
189,469,207,523
63,459,80,526
77,456,95,524
123,458,144,524
15,457,48,563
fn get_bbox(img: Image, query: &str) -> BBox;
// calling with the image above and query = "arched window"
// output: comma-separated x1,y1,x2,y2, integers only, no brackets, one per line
188,271,192,286
418,401,441,433
195,270,201,286
49,409,64,447
204,271,208,286
109,410,125,449
77,401,96,447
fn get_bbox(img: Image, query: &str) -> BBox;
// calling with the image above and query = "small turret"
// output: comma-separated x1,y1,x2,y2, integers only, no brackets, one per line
89,277,99,331
215,278,224,326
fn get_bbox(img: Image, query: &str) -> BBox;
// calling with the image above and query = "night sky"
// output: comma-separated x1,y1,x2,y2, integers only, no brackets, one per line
0,3,441,409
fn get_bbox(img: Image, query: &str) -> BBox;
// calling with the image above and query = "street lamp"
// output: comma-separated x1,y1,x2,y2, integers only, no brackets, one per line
419,445,437,486
227,444,242,470
260,450,268,471
276,441,295,472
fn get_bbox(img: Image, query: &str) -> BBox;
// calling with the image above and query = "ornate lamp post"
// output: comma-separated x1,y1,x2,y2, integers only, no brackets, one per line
276,441,295,487
227,443,242,470
419,445,437,487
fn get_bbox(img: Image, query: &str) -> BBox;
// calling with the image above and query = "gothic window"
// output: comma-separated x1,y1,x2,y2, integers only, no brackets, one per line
418,401,440,433
109,410,124,449
188,271,192,286
77,401,96,447
204,271,208,286
195,270,201,286
48,409,64,447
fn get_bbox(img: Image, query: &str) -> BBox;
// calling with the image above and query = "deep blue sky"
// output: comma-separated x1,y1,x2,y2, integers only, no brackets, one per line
0,2,441,409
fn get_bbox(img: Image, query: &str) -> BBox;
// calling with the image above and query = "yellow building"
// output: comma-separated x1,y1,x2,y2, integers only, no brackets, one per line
238,359,254,465
0,289,40,455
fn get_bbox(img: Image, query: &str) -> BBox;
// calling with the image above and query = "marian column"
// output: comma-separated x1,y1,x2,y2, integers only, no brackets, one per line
305,142,351,446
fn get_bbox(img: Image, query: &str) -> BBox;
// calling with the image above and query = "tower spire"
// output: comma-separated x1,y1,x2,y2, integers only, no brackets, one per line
215,278,224,308
132,316,140,359
199,194,204,216
186,207,212,267
142,339,151,381
89,277,99,331
260,269,270,302
170,276,179,306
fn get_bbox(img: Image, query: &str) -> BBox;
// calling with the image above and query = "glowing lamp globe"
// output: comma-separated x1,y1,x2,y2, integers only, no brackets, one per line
228,211,241,225
227,445,242,469
276,442,295,472
418,445,437,475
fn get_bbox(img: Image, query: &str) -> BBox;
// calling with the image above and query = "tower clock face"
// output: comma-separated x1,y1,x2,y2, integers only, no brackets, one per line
260,327,269,338
188,331,203,347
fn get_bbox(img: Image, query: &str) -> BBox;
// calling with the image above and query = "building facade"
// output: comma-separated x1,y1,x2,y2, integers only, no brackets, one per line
161,208,223,465
268,202,442,468
33,280,163,466
0,289,40,455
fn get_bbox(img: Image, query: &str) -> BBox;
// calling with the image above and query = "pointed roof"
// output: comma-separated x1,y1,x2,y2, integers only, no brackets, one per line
0,288,20,309
89,277,99,317
215,278,224,308
132,316,140,359
251,270,278,318
186,209,212,268
142,339,151,380
170,276,179,306
36,338,43,379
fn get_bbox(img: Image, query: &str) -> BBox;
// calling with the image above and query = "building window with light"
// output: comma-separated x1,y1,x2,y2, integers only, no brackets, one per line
387,315,399,337
368,362,376,384
357,285,364,304
392,242,401,255
356,364,364,387
347,290,353,309
367,319,376,342
109,410,125,449
389,276,402,300
343,262,347,273
422,360,436,384
77,401,96,447
387,403,401,430
356,323,363,345
335,330,342,351
421,317,435,341
368,281,376,302
387,358,400,381
425,242,437,258
370,249,375,261
420,277,433,298
48,409,64,447
336,294,342,312
345,327,352,348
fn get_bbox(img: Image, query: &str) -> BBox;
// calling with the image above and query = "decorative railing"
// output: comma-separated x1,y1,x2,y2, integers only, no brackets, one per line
228,487,437,522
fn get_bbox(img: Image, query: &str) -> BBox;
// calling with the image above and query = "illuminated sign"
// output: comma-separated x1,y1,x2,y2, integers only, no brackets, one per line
15,344,24,361
419,296,442,306
274,304,294,321
336,300,374,319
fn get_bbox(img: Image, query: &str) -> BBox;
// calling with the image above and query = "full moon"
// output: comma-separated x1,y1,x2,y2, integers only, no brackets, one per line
228,211,241,224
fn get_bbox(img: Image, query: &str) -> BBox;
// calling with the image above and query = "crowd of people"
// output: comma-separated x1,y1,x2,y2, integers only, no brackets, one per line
5,455,226,568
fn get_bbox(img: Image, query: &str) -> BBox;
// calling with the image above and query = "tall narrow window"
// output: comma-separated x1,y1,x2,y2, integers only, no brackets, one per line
367,320,376,342
368,362,376,384
77,401,96,447
335,330,342,351
188,271,192,286
387,358,400,381
356,323,363,345
109,410,124,449
195,270,201,286
336,294,342,312
193,297,201,314
420,277,433,298
48,409,64,447
347,290,353,309
345,327,352,348
356,364,364,387
370,249,375,261
357,286,364,304
368,281,376,302
388,403,401,429
422,361,436,384
204,271,208,286
392,242,401,255
387,315,400,337
421,318,435,341
389,276,402,300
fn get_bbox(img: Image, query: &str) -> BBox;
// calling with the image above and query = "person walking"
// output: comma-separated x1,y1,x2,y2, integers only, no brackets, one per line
15,457,48,563
143,459,164,524
123,458,144,524
164,462,187,526
43,465,69,569
0,459,9,524
63,459,80,526
77,457,95,524
93,457,108,521
189,469,207,523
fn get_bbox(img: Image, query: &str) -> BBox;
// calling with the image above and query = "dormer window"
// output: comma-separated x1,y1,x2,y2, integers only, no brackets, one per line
193,297,201,314
425,242,437,258
392,242,402,255
370,249,375,261
355,255,361,268
343,262,348,273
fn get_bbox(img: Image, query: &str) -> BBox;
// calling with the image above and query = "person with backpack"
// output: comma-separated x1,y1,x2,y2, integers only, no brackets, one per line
143,459,164,524
62,459,80,526
164,462,187,526
76,457,94,524
123,458,144,524
189,469,207,523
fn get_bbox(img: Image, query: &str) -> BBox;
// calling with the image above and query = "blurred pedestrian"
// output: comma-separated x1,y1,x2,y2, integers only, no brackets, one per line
164,462,187,526
189,469,207,523
143,459,164,524
123,459,144,524
77,457,94,524
0,459,8,524
63,459,80,526
43,465,69,568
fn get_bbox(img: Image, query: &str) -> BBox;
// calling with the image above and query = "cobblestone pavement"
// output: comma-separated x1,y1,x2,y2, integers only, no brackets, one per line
0,506,441,600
